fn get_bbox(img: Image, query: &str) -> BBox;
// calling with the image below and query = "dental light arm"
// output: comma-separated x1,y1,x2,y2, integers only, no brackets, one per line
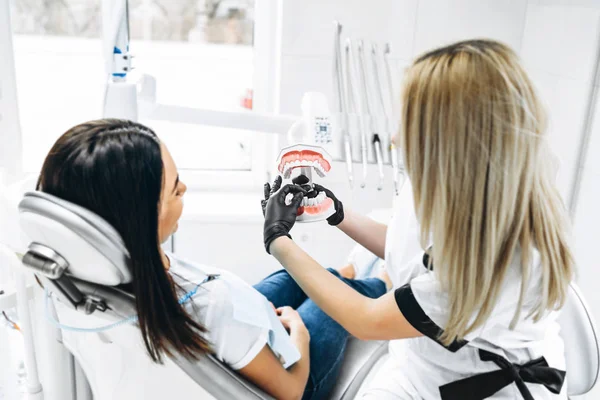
102,0,137,120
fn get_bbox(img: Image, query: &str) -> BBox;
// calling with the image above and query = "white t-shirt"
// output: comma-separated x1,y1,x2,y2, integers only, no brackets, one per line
167,254,300,370
363,181,568,400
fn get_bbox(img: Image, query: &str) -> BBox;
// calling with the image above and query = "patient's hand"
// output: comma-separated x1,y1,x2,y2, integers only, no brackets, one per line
277,306,309,343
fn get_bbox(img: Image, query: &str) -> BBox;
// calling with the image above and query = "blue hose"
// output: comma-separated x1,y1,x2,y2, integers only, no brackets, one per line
44,274,219,333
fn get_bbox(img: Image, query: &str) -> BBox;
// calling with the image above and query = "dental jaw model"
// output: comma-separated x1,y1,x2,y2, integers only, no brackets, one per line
276,144,336,222
277,92,338,222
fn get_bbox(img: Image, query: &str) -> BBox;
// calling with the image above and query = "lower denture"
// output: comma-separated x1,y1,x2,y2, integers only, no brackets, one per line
302,197,333,215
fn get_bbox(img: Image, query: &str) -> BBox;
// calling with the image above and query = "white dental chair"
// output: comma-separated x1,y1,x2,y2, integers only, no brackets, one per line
17,191,600,399
558,283,599,397
17,191,388,400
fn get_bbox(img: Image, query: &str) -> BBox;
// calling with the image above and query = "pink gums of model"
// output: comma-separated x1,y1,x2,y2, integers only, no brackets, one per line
276,144,336,222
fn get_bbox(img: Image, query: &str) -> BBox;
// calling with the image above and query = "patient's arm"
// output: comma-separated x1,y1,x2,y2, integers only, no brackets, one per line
238,307,310,400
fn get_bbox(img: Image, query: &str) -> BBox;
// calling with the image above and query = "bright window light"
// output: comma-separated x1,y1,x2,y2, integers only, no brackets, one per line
10,0,257,173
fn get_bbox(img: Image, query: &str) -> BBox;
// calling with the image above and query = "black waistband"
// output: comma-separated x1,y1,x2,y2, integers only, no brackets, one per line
439,349,565,400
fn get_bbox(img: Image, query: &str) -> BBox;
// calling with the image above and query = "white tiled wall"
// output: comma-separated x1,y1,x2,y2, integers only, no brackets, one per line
412,0,528,56
521,4,600,400
275,0,600,398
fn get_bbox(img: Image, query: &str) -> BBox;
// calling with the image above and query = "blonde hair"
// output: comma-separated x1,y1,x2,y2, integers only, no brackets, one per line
400,39,574,345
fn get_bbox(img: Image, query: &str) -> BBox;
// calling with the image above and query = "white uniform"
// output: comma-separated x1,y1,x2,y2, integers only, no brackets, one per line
362,181,568,400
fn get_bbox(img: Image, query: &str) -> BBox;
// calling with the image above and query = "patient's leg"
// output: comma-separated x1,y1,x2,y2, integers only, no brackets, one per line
253,269,309,310
253,266,370,310
298,271,387,400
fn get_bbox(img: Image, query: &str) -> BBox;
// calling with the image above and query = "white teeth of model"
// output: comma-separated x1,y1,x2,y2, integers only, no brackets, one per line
302,198,308,206
308,198,316,206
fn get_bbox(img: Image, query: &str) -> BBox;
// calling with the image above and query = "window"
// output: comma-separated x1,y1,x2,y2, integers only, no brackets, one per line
10,0,104,173
10,0,271,183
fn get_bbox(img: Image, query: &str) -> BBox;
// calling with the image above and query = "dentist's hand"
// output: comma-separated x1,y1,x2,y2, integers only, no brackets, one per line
312,183,344,226
263,178,306,254
290,175,344,226
261,176,283,216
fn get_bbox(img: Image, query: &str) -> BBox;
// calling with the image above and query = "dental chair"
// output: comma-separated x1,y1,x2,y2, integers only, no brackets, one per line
17,191,388,400
16,192,600,399
558,283,599,398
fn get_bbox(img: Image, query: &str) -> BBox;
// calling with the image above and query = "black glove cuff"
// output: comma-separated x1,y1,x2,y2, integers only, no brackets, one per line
265,232,292,254
327,203,344,226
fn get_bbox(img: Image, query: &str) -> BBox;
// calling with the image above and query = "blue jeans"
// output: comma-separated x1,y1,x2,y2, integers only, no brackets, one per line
253,269,387,400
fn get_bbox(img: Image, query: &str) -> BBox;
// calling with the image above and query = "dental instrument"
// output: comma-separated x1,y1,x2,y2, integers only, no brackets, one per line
347,40,369,188
357,41,384,191
332,21,354,189
344,40,358,161
369,43,388,191
383,43,404,195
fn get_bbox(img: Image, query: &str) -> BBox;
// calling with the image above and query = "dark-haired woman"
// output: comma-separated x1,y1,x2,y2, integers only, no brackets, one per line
37,119,390,400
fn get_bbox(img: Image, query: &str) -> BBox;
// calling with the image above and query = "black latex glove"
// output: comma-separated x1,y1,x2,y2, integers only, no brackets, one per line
313,183,344,226
291,175,314,195
261,175,283,216
263,180,307,254
260,175,313,216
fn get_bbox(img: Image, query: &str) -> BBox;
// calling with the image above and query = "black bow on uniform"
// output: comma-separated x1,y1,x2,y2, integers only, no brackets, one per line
439,349,566,400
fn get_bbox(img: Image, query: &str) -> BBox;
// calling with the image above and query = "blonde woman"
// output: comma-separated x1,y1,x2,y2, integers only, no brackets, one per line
261,39,573,399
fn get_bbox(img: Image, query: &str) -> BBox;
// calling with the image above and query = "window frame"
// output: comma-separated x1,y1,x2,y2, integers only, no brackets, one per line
130,0,285,192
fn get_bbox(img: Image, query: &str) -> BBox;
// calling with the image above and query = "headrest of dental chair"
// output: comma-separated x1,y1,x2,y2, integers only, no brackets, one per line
18,191,132,286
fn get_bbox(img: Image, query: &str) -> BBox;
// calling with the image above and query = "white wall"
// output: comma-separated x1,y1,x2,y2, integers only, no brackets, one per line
178,0,535,280
521,4,600,398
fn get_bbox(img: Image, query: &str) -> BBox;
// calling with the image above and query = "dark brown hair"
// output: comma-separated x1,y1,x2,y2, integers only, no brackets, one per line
37,119,210,363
